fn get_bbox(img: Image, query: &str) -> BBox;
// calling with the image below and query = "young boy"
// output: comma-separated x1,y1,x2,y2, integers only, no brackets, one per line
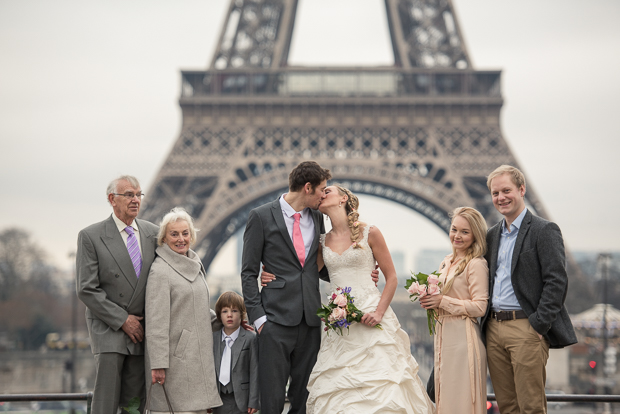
213,291,259,414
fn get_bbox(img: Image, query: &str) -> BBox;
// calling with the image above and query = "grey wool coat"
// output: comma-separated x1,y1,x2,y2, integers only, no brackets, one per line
145,244,222,411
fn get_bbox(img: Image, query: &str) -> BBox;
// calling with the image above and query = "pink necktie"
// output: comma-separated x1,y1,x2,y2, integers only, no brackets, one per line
292,213,305,267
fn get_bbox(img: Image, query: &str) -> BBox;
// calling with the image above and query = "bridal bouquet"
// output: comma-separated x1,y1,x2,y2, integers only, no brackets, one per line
405,271,442,335
317,286,382,336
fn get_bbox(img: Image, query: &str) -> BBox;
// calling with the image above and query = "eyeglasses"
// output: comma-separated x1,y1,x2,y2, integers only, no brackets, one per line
113,192,145,200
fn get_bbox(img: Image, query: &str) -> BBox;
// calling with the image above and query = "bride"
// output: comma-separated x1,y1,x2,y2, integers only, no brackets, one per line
267,185,435,414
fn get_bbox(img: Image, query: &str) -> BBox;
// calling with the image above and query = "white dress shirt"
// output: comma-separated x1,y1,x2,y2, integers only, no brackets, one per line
111,213,142,254
220,326,241,385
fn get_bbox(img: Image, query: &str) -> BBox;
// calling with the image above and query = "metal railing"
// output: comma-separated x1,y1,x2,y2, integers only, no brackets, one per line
180,68,502,99
0,392,92,413
487,393,620,403
1,392,620,412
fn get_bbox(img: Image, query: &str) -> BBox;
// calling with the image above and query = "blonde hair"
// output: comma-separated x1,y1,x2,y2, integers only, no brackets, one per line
486,165,526,191
335,185,364,249
157,207,198,246
443,207,488,293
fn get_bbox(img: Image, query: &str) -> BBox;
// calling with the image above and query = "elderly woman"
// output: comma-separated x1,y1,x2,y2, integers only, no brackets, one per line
145,207,222,413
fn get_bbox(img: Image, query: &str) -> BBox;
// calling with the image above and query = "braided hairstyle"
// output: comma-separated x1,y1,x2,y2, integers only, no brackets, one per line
335,186,364,249
442,206,488,294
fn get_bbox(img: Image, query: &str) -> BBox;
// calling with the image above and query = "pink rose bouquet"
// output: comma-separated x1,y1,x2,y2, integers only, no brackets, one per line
317,286,382,335
405,271,442,335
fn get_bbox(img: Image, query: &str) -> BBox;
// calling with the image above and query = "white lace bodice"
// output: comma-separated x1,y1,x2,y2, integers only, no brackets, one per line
321,225,379,301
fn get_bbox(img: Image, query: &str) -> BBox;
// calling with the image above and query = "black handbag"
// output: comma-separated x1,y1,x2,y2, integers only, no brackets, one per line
145,382,175,413
426,367,435,403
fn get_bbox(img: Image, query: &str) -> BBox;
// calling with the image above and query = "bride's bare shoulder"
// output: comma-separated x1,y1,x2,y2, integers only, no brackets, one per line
367,225,387,244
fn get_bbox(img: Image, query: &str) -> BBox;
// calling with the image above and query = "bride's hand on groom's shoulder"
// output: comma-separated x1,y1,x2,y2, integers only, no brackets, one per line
260,265,276,286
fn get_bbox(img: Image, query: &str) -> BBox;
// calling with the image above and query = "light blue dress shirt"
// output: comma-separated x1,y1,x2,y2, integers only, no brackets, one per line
491,207,528,311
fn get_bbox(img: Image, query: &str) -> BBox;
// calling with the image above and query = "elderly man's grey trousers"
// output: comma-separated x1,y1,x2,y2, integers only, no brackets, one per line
92,353,145,414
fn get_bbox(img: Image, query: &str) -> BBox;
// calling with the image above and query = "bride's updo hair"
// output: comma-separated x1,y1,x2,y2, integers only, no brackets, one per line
335,185,364,249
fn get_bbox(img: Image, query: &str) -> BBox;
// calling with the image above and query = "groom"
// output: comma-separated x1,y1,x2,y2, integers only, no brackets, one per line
240,161,332,414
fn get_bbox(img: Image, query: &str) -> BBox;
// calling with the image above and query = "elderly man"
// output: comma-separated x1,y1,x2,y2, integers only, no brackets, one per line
481,165,577,414
77,175,158,413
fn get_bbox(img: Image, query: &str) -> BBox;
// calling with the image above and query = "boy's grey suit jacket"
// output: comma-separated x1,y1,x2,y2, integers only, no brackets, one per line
481,209,577,349
241,198,328,327
213,328,260,412
76,215,158,355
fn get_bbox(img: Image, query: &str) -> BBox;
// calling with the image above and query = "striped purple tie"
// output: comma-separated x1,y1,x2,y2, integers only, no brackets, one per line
125,226,142,278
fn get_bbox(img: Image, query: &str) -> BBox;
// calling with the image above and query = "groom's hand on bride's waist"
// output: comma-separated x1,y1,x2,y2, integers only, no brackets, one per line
371,264,380,286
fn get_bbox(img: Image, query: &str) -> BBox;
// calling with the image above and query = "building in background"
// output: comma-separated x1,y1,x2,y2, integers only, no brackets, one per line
415,249,450,275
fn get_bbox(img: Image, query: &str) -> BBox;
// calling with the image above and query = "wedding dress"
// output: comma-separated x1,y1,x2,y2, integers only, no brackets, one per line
306,226,435,414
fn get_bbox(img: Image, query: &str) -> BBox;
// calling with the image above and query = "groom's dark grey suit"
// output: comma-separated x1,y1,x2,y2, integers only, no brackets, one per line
241,198,328,414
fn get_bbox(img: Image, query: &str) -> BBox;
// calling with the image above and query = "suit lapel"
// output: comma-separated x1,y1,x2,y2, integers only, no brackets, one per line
271,199,300,267
309,210,321,256
511,210,532,275
489,224,502,277
101,216,137,289
488,223,502,293
231,330,247,370
214,332,223,378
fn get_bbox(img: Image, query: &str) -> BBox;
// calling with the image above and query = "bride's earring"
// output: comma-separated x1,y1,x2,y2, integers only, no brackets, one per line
339,202,342,207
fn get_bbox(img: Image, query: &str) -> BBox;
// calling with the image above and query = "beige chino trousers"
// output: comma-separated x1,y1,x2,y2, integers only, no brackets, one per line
486,317,550,414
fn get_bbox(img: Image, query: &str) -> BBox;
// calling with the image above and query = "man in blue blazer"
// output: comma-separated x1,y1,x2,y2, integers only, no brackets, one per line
77,175,158,414
481,165,577,414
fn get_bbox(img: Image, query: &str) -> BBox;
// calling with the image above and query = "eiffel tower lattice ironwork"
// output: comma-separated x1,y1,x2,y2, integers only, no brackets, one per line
141,0,590,310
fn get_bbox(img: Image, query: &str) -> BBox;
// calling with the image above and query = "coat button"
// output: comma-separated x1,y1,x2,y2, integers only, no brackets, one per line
120,293,124,297
115,274,120,278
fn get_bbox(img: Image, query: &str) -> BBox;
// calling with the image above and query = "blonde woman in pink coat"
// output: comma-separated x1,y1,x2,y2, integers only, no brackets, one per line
420,207,489,414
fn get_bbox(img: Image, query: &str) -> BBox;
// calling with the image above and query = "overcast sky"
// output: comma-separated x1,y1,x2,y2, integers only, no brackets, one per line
1,0,619,274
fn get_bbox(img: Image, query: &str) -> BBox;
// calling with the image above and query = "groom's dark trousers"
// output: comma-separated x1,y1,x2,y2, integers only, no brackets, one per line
241,198,327,414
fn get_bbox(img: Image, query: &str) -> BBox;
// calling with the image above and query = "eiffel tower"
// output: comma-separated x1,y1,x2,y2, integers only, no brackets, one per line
141,0,591,311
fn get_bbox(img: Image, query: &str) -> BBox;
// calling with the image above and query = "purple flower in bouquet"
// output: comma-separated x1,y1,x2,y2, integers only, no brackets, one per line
316,286,382,336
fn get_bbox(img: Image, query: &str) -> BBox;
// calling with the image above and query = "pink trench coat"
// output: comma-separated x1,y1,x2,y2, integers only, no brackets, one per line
433,255,489,414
